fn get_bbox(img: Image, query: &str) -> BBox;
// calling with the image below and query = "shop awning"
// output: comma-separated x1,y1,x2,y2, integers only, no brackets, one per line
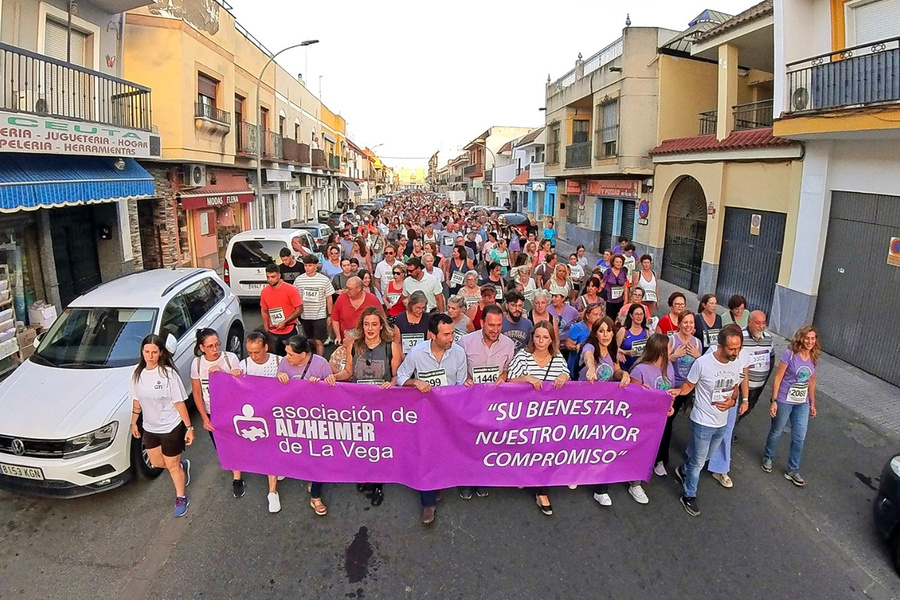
341,180,362,194
178,182,255,210
0,154,153,213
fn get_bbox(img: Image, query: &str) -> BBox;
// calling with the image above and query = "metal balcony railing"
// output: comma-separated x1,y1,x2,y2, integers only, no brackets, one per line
733,100,773,130
699,110,718,135
194,102,231,125
464,163,483,177
0,42,152,131
262,130,282,159
565,141,592,168
785,36,900,114
236,121,258,154
282,138,307,164
311,148,326,168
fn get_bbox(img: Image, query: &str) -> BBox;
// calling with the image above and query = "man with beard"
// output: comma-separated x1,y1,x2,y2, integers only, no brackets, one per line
500,290,532,353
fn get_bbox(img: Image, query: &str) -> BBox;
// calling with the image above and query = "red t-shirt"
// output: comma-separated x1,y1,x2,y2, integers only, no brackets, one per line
332,291,383,335
260,282,302,335
657,313,678,336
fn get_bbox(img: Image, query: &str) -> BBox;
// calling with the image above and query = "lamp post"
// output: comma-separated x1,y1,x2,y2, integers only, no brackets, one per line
473,138,497,206
255,40,319,211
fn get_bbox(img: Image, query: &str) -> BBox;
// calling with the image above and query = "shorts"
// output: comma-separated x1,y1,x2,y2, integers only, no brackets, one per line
269,326,298,356
143,422,187,457
300,318,328,341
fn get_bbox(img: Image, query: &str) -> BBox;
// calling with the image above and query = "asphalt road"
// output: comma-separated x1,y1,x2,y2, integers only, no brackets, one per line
0,301,898,599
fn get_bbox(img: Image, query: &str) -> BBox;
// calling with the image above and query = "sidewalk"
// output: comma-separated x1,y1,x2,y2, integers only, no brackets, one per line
554,238,900,437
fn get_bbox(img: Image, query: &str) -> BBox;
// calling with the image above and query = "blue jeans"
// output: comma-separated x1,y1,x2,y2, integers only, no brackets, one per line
681,421,727,498
708,404,737,474
764,402,810,473
420,490,437,507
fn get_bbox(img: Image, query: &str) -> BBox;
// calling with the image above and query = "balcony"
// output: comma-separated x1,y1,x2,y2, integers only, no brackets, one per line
565,141,592,169
328,154,340,170
785,37,900,115
194,102,230,125
464,163,483,178
699,110,717,135
262,131,282,159
236,121,259,155
733,100,773,130
282,139,310,164
311,148,326,168
0,42,152,131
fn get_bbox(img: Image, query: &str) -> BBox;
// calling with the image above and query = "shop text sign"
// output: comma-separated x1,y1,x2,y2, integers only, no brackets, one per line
0,111,158,158
180,193,253,210
587,179,640,198
209,374,670,488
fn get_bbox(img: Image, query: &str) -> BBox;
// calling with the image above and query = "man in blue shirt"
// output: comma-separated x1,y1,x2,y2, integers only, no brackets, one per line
397,313,468,525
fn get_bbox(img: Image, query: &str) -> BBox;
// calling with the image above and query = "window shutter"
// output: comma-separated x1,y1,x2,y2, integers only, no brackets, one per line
45,19,87,66
198,73,218,100
849,0,900,45
602,102,619,143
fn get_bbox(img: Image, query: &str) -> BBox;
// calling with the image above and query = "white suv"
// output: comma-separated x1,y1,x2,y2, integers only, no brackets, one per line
0,269,243,498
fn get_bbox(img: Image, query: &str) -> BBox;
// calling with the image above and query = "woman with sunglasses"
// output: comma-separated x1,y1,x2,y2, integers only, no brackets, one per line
321,244,344,279
335,307,402,506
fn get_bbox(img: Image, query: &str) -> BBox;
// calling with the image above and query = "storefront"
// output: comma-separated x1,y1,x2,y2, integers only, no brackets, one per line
527,179,556,222
564,179,641,252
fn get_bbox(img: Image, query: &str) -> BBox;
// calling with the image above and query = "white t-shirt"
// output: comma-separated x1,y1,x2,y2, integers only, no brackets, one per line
402,274,443,311
190,351,240,413
374,259,398,294
424,267,445,284
130,366,187,435
686,352,743,428
240,354,280,378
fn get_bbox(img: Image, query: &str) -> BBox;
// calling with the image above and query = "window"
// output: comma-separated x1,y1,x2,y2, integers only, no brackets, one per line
572,119,590,144
548,122,561,165
182,278,221,324
45,18,89,67
279,116,286,137
198,73,218,109
596,100,619,158
161,296,191,341
846,0,900,45
294,123,301,141
229,240,285,268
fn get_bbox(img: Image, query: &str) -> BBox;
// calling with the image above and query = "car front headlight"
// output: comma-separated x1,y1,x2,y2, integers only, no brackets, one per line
890,456,900,478
63,422,118,459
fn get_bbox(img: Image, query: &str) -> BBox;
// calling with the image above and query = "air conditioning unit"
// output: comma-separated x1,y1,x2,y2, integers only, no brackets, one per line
182,164,206,187
17,91,48,115
791,87,811,112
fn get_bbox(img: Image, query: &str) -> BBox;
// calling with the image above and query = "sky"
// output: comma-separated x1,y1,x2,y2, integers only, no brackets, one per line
227,0,758,169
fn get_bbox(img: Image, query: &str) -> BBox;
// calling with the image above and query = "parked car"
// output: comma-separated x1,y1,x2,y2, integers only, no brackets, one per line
224,229,316,301
873,454,900,574
292,222,334,252
357,203,376,217
0,269,244,498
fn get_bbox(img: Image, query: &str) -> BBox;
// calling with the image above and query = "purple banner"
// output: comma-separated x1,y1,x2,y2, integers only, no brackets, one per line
209,373,671,489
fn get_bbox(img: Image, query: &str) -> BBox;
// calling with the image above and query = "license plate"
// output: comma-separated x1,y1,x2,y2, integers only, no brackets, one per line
244,282,265,291
0,463,44,480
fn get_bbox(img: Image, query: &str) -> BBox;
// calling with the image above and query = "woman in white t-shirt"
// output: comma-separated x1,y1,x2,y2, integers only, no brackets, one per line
130,334,193,518
190,328,243,497
238,331,283,513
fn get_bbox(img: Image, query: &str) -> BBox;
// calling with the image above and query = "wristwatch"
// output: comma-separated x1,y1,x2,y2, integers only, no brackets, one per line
741,398,749,404
186,426,194,432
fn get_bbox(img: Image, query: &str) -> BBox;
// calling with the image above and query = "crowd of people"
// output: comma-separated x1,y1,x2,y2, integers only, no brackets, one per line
129,192,820,524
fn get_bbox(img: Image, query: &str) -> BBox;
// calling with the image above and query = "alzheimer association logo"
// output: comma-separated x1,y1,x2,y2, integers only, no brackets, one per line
234,404,269,442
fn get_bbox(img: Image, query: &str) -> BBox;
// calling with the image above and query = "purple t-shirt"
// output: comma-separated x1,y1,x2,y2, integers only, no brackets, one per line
580,344,616,382
601,268,628,304
548,303,580,342
630,361,675,391
776,349,815,404
670,334,701,387
277,354,333,380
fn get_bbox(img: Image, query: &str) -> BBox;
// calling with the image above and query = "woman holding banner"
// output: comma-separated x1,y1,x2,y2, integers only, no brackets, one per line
276,335,336,516
507,321,570,516
579,317,631,507
335,307,403,506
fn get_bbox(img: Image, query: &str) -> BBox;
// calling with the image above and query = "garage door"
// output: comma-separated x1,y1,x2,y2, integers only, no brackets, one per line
815,191,900,386
716,208,786,316
620,200,635,242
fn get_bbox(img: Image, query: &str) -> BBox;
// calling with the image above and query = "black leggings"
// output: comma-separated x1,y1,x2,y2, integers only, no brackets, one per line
656,392,692,466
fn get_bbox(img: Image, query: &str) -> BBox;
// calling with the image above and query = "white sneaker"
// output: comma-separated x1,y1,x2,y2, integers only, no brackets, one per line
276,476,285,481
628,484,649,504
267,492,281,513
567,484,578,489
653,461,667,477
593,492,612,506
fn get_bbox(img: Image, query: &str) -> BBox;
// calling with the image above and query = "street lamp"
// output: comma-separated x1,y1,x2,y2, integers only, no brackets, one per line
255,40,319,208
473,137,497,205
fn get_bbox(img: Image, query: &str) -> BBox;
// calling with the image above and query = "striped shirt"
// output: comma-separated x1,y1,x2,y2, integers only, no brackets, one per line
293,273,335,320
740,328,774,389
508,350,569,381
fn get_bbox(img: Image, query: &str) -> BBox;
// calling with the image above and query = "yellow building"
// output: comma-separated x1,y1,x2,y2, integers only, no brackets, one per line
397,168,428,189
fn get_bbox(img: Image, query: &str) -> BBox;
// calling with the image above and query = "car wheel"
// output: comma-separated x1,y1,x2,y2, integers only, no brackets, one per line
131,436,163,479
226,323,244,359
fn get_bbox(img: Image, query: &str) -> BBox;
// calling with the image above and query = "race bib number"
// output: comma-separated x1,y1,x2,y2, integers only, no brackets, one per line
499,257,509,267
302,288,319,303
704,328,720,348
200,379,210,400
418,368,448,387
610,286,625,301
786,384,808,404
386,293,401,306
443,236,455,247
454,329,463,342
630,338,647,357
472,365,500,384
750,349,771,371
524,288,536,301
450,271,465,286
494,285,504,300
465,296,480,308
643,289,658,303
268,307,285,323
401,333,425,353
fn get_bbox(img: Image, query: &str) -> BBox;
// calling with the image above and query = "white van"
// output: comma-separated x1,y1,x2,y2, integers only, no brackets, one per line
224,229,317,301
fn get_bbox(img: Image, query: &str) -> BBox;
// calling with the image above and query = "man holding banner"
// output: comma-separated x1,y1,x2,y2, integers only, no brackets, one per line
397,313,468,525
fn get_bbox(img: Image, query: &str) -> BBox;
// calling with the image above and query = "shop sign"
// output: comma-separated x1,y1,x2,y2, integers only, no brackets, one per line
587,179,639,198
265,169,292,182
532,181,546,192
512,184,527,192
888,237,900,267
638,199,650,226
565,180,581,194
180,192,253,210
0,110,159,158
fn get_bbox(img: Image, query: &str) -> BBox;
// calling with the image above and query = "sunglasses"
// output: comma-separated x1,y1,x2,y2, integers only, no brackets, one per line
393,271,404,275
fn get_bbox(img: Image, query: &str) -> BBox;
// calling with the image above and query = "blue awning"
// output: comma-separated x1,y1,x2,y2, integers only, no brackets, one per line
341,180,362,194
0,154,154,213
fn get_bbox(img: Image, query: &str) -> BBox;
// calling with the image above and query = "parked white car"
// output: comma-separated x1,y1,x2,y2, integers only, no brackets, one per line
224,229,317,301
0,268,243,498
